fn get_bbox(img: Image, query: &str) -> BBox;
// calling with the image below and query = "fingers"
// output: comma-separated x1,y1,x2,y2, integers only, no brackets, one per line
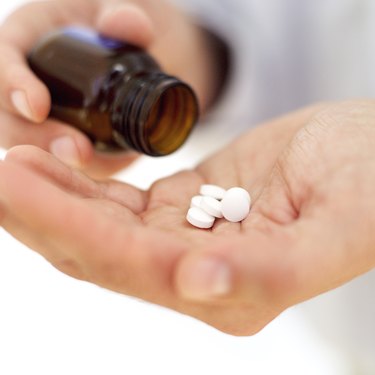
0,0,154,123
0,0,100,52
0,44,51,123
5,145,147,213
0,156,186,302
0,158,101,266
0,0,99,122
96,3,155,47
0,108,92,162
0,0,155,176
0,109,140,177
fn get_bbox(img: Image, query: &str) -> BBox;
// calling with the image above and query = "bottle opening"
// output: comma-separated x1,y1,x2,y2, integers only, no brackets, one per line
144,84,198,156
112,74,199,156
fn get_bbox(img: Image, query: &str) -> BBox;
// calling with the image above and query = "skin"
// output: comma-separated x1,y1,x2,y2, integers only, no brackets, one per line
0,0,217,177
1,100,375,336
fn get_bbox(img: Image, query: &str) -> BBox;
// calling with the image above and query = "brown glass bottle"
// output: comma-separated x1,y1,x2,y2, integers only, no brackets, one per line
28,27,199,156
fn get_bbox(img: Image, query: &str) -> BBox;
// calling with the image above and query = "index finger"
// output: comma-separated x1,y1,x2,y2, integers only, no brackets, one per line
0,0,101,122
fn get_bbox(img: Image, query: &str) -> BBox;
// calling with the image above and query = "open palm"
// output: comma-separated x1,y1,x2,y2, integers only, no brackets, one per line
1,101,375,335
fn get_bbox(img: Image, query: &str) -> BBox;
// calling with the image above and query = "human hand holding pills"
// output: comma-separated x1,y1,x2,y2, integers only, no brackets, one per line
2,101,375,336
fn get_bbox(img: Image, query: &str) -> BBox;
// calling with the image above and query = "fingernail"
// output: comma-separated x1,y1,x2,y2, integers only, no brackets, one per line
178,257,232,300
50,136,82,168
11,90,34,121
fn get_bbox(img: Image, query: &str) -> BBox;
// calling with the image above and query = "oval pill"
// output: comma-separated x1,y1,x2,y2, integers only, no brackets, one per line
200,184,226,200
190,195,203,208
221,187,251,222
186,207,215,229
200,196,223,218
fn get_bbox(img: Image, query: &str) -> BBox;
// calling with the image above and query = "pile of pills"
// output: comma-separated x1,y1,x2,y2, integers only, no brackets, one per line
186,184,251,229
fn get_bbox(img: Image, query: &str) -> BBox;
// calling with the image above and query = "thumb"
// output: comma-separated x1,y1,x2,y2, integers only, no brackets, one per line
174,229,299,306
96,3,155,48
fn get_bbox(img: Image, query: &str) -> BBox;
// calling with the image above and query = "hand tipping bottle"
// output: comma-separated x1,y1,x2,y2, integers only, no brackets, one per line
28,27,199,156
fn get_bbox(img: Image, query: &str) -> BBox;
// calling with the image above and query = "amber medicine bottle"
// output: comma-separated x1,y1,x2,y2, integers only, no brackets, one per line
28,27,199,156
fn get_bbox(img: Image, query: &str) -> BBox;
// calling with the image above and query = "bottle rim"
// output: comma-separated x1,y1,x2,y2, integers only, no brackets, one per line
113,73,199,156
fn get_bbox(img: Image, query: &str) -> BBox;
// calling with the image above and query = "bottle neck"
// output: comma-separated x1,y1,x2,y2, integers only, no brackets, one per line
111,72,199,156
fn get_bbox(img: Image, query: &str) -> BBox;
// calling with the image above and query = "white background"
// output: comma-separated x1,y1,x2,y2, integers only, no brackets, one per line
0,1,349,374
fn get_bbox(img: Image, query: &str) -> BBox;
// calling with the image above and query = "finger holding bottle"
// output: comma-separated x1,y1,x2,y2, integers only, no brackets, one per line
0,0,155,121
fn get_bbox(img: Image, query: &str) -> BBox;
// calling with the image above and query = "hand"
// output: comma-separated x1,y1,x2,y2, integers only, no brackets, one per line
0,0,215,177
1,100,375,336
